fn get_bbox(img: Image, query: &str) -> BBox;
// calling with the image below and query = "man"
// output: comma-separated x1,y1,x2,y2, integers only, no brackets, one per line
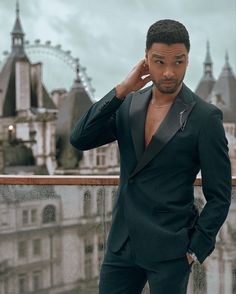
70,19,231,294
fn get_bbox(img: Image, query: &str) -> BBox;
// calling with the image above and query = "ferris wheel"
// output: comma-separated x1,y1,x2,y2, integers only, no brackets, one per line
1,39,95,99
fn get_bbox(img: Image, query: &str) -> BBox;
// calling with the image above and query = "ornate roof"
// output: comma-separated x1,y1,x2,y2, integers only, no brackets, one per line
56,67,93,169
11,1,24,36
208,53,236,123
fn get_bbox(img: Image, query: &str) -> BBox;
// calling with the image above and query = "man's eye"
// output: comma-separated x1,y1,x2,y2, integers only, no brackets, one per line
155,60,164,64
176,61,183,65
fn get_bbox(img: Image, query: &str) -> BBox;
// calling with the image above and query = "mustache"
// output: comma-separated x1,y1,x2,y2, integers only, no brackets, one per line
160,79,177,82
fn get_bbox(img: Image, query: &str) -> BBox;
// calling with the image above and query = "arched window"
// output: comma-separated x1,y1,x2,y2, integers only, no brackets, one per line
84,191,92,217
42,205,56,223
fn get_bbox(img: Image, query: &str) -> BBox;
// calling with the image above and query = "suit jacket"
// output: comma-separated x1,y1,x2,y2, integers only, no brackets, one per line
70,83,231,265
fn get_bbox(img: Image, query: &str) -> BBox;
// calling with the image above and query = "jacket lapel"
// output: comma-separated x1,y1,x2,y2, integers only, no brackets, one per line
129,84,197,179
129,85,152,161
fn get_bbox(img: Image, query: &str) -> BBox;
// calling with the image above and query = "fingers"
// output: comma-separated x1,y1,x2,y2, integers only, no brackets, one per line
142,75,151,83
138,59,151,86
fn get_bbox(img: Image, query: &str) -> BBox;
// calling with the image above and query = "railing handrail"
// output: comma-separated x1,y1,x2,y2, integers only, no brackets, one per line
0,176,235,185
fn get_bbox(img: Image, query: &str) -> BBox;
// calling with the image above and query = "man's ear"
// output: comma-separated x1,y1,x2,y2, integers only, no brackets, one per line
145,49,148,65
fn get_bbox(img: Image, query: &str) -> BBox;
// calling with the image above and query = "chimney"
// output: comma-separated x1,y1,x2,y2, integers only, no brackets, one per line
15,60,30,115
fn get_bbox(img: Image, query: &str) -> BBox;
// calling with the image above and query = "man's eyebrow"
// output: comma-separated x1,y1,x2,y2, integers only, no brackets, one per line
152,54,164,59
151,53,186,59
175,54,186,59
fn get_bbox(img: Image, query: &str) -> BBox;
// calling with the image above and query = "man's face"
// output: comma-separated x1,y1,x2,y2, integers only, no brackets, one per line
145,43,189,94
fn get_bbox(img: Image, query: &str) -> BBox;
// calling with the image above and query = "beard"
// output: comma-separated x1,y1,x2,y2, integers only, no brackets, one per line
152,72,186,94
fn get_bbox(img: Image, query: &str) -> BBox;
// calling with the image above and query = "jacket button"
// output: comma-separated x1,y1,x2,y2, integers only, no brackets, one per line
129,179,134,184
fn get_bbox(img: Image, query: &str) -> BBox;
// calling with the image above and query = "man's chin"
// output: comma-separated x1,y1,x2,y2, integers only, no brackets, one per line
152,80,183,94
158,86,178,94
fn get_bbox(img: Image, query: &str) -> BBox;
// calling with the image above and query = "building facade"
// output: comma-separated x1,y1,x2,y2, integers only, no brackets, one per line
0,183,116,294
195,41,236,175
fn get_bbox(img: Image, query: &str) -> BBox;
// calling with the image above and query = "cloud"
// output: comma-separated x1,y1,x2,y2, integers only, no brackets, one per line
0,0,235,98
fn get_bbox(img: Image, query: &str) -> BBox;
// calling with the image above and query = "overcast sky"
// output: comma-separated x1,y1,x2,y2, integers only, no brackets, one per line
0,0,235,98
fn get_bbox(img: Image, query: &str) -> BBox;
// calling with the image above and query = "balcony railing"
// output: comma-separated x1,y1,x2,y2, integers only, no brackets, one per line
0,176,235,294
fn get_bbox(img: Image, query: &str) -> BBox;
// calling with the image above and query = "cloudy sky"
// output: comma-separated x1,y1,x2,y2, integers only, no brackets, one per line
0,0,235,98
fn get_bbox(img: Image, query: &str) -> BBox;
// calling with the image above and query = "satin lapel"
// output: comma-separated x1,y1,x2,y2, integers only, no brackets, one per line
129,85,197,179
129,86,152,161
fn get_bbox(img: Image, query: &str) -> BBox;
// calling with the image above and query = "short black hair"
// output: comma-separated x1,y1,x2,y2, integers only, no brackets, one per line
146,19,190,52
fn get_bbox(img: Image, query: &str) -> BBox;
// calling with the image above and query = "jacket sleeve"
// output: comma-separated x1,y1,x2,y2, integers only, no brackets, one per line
70,88,124,150
188,108,232,263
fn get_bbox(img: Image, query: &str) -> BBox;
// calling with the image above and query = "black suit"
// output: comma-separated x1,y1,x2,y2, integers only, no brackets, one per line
70,84,231,292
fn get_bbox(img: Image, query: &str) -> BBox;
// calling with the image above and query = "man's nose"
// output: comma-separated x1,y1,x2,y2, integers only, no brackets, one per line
163,67,174,79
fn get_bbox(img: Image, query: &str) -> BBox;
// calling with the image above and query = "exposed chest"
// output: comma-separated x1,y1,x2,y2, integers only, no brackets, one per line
145,103,172,148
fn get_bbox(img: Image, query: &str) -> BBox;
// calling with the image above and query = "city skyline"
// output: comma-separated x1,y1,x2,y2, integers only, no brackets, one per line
0,0,235,98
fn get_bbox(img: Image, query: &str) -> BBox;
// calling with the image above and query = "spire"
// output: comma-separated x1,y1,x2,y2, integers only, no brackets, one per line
11,0,25,56
203,40,214,79
204,40,212,64
12,0,24,35
220,51,234,77
195,41,215,99
16,0,20,18
224,51,230,68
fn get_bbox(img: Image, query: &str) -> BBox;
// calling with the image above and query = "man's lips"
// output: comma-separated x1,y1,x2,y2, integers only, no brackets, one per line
161,81,176,85
162,80,176,82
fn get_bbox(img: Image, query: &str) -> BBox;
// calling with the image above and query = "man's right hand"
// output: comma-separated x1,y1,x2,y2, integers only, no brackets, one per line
115,59,151,99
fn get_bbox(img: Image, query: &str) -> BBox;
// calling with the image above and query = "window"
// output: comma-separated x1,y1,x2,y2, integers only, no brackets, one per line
85,241,93,254
98,235,104,252
112,188,117,209
85,257,93,279
18,274,28,294
33,271,42,291
31,209,37,223
84,191,92,217
89,150,94,165
22,209,37,225
97,189,104,215
84,237,93,279
22,210,29,225
4,277,8,294
18,241,27,258
33,239,41,256
96,146,106,167
98,235,105,271
43,205,56,223
1,211,8,226
232,267,236,294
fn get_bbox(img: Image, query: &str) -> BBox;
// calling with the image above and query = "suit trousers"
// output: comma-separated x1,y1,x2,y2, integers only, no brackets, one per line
99,237,193,294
